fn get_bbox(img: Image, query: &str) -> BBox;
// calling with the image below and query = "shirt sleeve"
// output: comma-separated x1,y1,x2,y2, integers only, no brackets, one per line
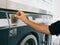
49,21,60,36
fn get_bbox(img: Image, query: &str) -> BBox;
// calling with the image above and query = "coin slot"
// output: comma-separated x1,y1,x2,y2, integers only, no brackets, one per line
9,14,17,26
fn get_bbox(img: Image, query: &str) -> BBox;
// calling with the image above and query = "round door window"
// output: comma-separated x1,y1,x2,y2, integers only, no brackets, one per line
19,34,38,45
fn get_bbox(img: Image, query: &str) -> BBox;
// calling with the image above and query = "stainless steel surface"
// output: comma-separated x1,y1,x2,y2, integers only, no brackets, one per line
0,26,9,30
46,35,52,45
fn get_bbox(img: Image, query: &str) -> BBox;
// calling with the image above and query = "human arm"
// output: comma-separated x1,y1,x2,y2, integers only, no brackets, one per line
15,11,51,35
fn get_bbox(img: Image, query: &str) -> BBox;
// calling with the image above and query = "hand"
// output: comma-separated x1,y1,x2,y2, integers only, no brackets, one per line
15,11,28,22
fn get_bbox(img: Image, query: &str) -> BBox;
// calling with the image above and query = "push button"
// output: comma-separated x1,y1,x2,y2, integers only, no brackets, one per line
9,28,17,37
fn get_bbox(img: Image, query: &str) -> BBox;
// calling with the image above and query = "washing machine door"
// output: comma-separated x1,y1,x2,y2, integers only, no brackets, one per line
19,34,38,45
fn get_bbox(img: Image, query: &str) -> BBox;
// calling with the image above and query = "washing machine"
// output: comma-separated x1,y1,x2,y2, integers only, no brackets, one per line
0,8,52,45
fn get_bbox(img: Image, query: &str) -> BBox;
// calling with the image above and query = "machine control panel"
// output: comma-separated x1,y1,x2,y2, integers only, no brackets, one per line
26,13,53,24
0,11,9,28
8,13,17,26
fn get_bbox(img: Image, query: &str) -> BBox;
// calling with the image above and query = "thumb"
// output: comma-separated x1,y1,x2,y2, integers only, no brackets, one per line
15,15,20,19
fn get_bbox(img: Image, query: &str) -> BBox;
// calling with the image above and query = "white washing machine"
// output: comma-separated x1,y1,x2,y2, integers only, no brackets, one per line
0,8,52,45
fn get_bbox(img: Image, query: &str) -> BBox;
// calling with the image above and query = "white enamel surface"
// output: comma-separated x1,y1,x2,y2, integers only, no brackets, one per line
16,20,27,26
7,1,39,13
0,19,9,27
0,0,7,8
7,0,53,12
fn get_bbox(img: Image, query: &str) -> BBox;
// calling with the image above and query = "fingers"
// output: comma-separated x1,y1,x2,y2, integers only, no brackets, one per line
16,11,21,16
18,10,24,14
17,10,25,15
15,15,20,19
15,10,26,19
